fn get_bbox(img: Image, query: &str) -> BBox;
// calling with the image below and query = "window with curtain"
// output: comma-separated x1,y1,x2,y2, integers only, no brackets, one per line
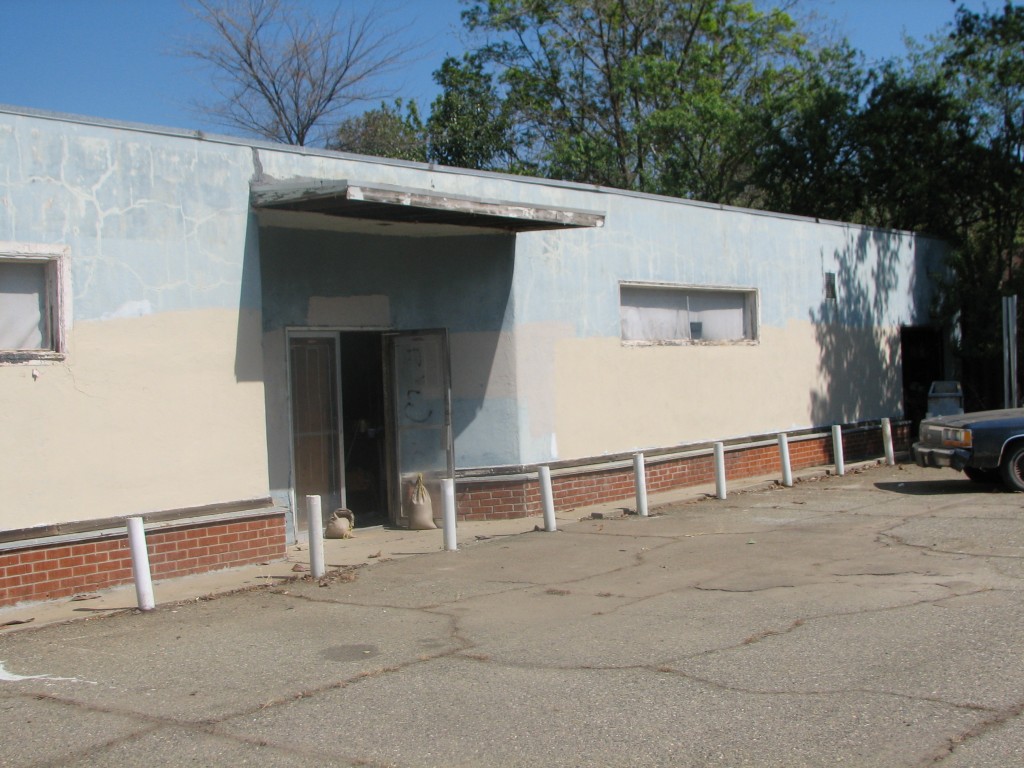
0,243,69,361
620,283,757,344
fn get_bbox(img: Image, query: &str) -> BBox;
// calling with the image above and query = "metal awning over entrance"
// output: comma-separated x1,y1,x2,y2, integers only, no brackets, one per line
251,179,605,232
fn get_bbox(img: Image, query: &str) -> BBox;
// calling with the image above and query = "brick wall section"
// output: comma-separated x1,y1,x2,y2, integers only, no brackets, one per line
456,423,910,521
0,513,287,608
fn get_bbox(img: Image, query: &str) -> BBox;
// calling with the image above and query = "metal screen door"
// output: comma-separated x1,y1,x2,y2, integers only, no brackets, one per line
289,335,344,532
384,330,453,527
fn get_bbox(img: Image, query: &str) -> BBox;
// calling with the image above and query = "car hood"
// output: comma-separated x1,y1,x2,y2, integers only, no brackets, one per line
922,408,1024,429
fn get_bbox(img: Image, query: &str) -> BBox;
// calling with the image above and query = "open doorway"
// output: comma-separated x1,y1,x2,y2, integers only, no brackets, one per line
288,331,388,532
338,331,387,527
901,325,945,435
287,329,453,532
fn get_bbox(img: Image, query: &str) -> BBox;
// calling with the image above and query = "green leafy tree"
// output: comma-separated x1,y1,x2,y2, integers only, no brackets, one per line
425,54,516,170
753,43,867,221
855,66,981,239
944,3,1024,281
938,2,1024,408
455,0,815,202
861,3,1024,409
332,100,427,161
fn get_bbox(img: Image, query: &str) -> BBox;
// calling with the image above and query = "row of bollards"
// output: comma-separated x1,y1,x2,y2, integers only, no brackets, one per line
533,418,897,524
126,420,898,611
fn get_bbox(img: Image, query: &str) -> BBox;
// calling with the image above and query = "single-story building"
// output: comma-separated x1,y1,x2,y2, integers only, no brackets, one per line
0,105,947,606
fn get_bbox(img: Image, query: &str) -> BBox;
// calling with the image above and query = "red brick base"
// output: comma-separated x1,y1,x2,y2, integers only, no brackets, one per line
0,512,287,608
455,422,909,521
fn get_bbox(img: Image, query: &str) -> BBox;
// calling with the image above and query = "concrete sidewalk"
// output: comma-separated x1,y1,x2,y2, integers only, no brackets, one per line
0,462,858,632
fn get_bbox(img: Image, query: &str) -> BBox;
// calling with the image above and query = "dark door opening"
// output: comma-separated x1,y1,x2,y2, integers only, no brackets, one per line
901,325,945,435
339,332,388,527
289,329,452,531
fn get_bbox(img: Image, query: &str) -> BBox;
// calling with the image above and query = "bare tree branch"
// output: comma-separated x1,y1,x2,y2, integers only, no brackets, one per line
182,0,416,146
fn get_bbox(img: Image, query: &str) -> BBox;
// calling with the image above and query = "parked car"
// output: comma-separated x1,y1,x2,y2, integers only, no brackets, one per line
913,408,1024,490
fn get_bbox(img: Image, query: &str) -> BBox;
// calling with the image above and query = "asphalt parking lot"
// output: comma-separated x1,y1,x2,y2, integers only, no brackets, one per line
2,462,1024,767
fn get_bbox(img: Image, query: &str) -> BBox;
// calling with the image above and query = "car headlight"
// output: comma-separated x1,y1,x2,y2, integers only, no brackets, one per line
941,428,972,448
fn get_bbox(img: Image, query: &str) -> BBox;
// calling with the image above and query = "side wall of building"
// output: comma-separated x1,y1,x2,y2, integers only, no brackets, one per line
508,195,944,465
0,114,270,531
0,108,945,535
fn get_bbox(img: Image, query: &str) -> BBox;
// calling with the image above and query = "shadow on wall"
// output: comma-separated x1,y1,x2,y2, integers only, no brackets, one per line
254,223,519,473
234,214,265,383
809,227,912,426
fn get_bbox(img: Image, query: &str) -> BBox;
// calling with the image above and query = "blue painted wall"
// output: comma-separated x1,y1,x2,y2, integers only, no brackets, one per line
511,197,941,338
258,227,515,333
0,106,948,531
258,224,522,468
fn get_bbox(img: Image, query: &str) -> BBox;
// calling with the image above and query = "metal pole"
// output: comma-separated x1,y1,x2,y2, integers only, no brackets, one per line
1013,295,1019,407
778,433,793,487
881,418,895,466
1014,295,1019,407
1005,295,1018,408
633,453,649,517
126,516,155,612
714,442,727,500
306,495,325,579
832,425,845,476
442,478,457,551
539,466,557,532
1004,296,1011,408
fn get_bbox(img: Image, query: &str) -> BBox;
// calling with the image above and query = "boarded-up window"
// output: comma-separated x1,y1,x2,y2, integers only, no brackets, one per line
0,243,69,360
620,284,757,344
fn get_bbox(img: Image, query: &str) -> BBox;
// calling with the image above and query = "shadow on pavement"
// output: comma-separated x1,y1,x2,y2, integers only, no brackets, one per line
874,479,1002,495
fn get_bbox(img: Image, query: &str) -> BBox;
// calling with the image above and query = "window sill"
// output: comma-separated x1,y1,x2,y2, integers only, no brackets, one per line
622,339,759,347
0,350,66,364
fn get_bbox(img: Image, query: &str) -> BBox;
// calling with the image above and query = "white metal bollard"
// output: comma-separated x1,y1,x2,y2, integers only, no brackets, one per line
442,478,457,551
714,442,727,500
634,453,649,517
778,433,793,487
126,516,155,612
832,425,845,476
306,495,325,579
881,418,895,466
539,466,557,532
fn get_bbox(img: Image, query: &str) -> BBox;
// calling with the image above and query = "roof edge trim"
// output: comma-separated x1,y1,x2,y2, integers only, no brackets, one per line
251,179,605,231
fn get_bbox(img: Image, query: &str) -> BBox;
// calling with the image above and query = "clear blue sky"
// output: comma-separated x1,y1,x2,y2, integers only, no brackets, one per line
0,0,1004,138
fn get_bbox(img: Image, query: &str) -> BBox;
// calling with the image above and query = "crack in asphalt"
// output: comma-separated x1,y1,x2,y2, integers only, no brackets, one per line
654,664,1006,713
925,699,1024,766
4,464,1024,766
692,583,797,593
882,529,1024,561
6,641,461,768
24,692,400,768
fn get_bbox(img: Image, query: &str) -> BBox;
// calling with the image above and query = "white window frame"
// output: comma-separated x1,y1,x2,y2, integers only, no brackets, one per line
619,281,759,346
0,242,70,363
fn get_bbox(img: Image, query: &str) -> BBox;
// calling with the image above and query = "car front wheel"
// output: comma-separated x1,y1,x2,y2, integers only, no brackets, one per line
1000,444,1024,492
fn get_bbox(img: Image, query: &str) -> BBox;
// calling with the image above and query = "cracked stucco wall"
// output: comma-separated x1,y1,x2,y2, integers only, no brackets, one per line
0,114,268,528
0,107,946,533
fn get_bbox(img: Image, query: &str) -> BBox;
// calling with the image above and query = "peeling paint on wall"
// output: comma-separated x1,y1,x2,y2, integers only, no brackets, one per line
0,106,944,536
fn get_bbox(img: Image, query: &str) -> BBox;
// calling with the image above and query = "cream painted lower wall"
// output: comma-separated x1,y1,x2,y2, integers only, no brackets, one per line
550,321,902,460
0,308,269,530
